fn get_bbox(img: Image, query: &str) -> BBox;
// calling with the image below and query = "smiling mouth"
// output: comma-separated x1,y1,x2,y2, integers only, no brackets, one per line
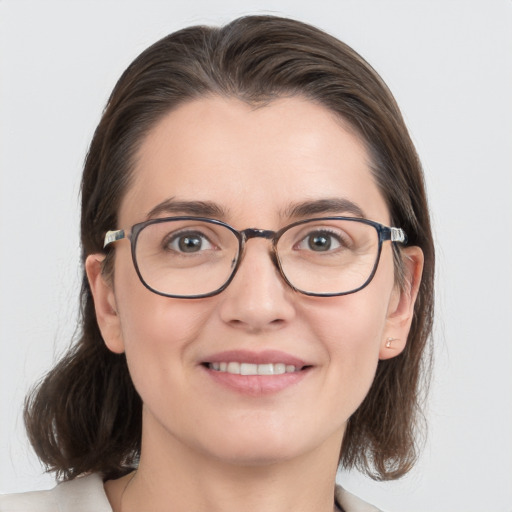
207,362,304,376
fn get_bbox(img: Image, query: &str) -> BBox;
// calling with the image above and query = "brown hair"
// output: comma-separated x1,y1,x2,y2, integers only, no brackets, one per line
24,15,434,482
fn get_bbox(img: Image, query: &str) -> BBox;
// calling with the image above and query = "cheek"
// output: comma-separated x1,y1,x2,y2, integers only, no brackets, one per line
312,302,382,418
309,293,386,368
307,273,392,355
113,246,206,342
112,253,214,392
302,267,394,413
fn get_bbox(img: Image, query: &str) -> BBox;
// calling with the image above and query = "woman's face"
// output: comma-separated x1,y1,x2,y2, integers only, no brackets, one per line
88,96,421,468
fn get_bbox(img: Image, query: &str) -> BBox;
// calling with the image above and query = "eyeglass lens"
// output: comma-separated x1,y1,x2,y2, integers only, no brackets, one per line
133,218,381,297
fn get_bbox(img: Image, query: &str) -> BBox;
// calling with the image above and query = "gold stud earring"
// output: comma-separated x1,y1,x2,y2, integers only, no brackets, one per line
385,337,397,348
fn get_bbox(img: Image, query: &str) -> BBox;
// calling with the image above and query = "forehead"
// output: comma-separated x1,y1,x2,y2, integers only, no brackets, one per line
119,96,389,227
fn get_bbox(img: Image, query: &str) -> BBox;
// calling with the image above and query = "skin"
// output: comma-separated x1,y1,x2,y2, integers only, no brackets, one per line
86,96,423,512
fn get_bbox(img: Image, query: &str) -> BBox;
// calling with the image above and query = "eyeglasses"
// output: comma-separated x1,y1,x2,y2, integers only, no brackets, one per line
103,216,407,298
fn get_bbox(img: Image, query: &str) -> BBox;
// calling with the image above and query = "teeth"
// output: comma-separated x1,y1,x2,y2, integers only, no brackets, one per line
257,363,276,375
208,362,299,375
240,363,257,375
227,362,240,374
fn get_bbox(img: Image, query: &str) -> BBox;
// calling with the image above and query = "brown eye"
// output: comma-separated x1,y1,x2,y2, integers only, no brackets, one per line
165,231,214,253
296,230,343,252
307,233,332,251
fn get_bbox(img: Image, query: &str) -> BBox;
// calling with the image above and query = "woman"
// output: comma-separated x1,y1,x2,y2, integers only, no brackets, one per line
0,15,434,512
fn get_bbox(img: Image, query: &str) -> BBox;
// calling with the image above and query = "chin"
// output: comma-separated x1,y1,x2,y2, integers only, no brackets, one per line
197,427,319,468
210,445,300,468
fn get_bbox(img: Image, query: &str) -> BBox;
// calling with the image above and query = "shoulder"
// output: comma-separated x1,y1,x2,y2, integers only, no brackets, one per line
0,473,112,512
2,476,381,512
336,485,384,512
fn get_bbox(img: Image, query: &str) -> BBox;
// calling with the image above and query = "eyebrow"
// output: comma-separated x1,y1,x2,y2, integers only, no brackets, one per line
145,197,366,223
145,198,228,220
282,198,367,219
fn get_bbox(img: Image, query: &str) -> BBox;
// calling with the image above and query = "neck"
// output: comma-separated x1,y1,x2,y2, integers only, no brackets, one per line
107,411,344,512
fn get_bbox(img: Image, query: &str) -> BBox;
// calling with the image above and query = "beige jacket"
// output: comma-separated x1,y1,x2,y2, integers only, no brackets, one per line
0,473,382,512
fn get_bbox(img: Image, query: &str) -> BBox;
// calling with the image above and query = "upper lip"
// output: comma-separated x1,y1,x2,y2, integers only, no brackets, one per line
202,349,308,368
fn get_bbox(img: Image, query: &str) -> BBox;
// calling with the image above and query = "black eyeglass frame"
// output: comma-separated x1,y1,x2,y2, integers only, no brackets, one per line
103,216,407,299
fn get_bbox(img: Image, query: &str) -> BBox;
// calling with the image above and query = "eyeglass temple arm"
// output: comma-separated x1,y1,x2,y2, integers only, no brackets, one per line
390,227,407,244
104,229,126,248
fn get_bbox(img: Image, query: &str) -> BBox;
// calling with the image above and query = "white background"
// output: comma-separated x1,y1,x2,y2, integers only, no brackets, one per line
1,1,511,511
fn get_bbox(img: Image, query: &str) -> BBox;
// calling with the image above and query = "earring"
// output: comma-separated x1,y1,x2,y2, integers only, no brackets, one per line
385,337,397,348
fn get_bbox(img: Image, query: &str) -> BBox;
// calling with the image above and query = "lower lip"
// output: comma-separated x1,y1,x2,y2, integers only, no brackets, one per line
202,366,310,395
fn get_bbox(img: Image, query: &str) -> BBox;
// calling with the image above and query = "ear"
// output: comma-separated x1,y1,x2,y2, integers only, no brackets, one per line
379,246,424,360
85,253,125,354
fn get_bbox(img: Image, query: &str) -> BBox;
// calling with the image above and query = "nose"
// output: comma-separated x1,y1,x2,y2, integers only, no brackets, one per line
217,239,296,332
